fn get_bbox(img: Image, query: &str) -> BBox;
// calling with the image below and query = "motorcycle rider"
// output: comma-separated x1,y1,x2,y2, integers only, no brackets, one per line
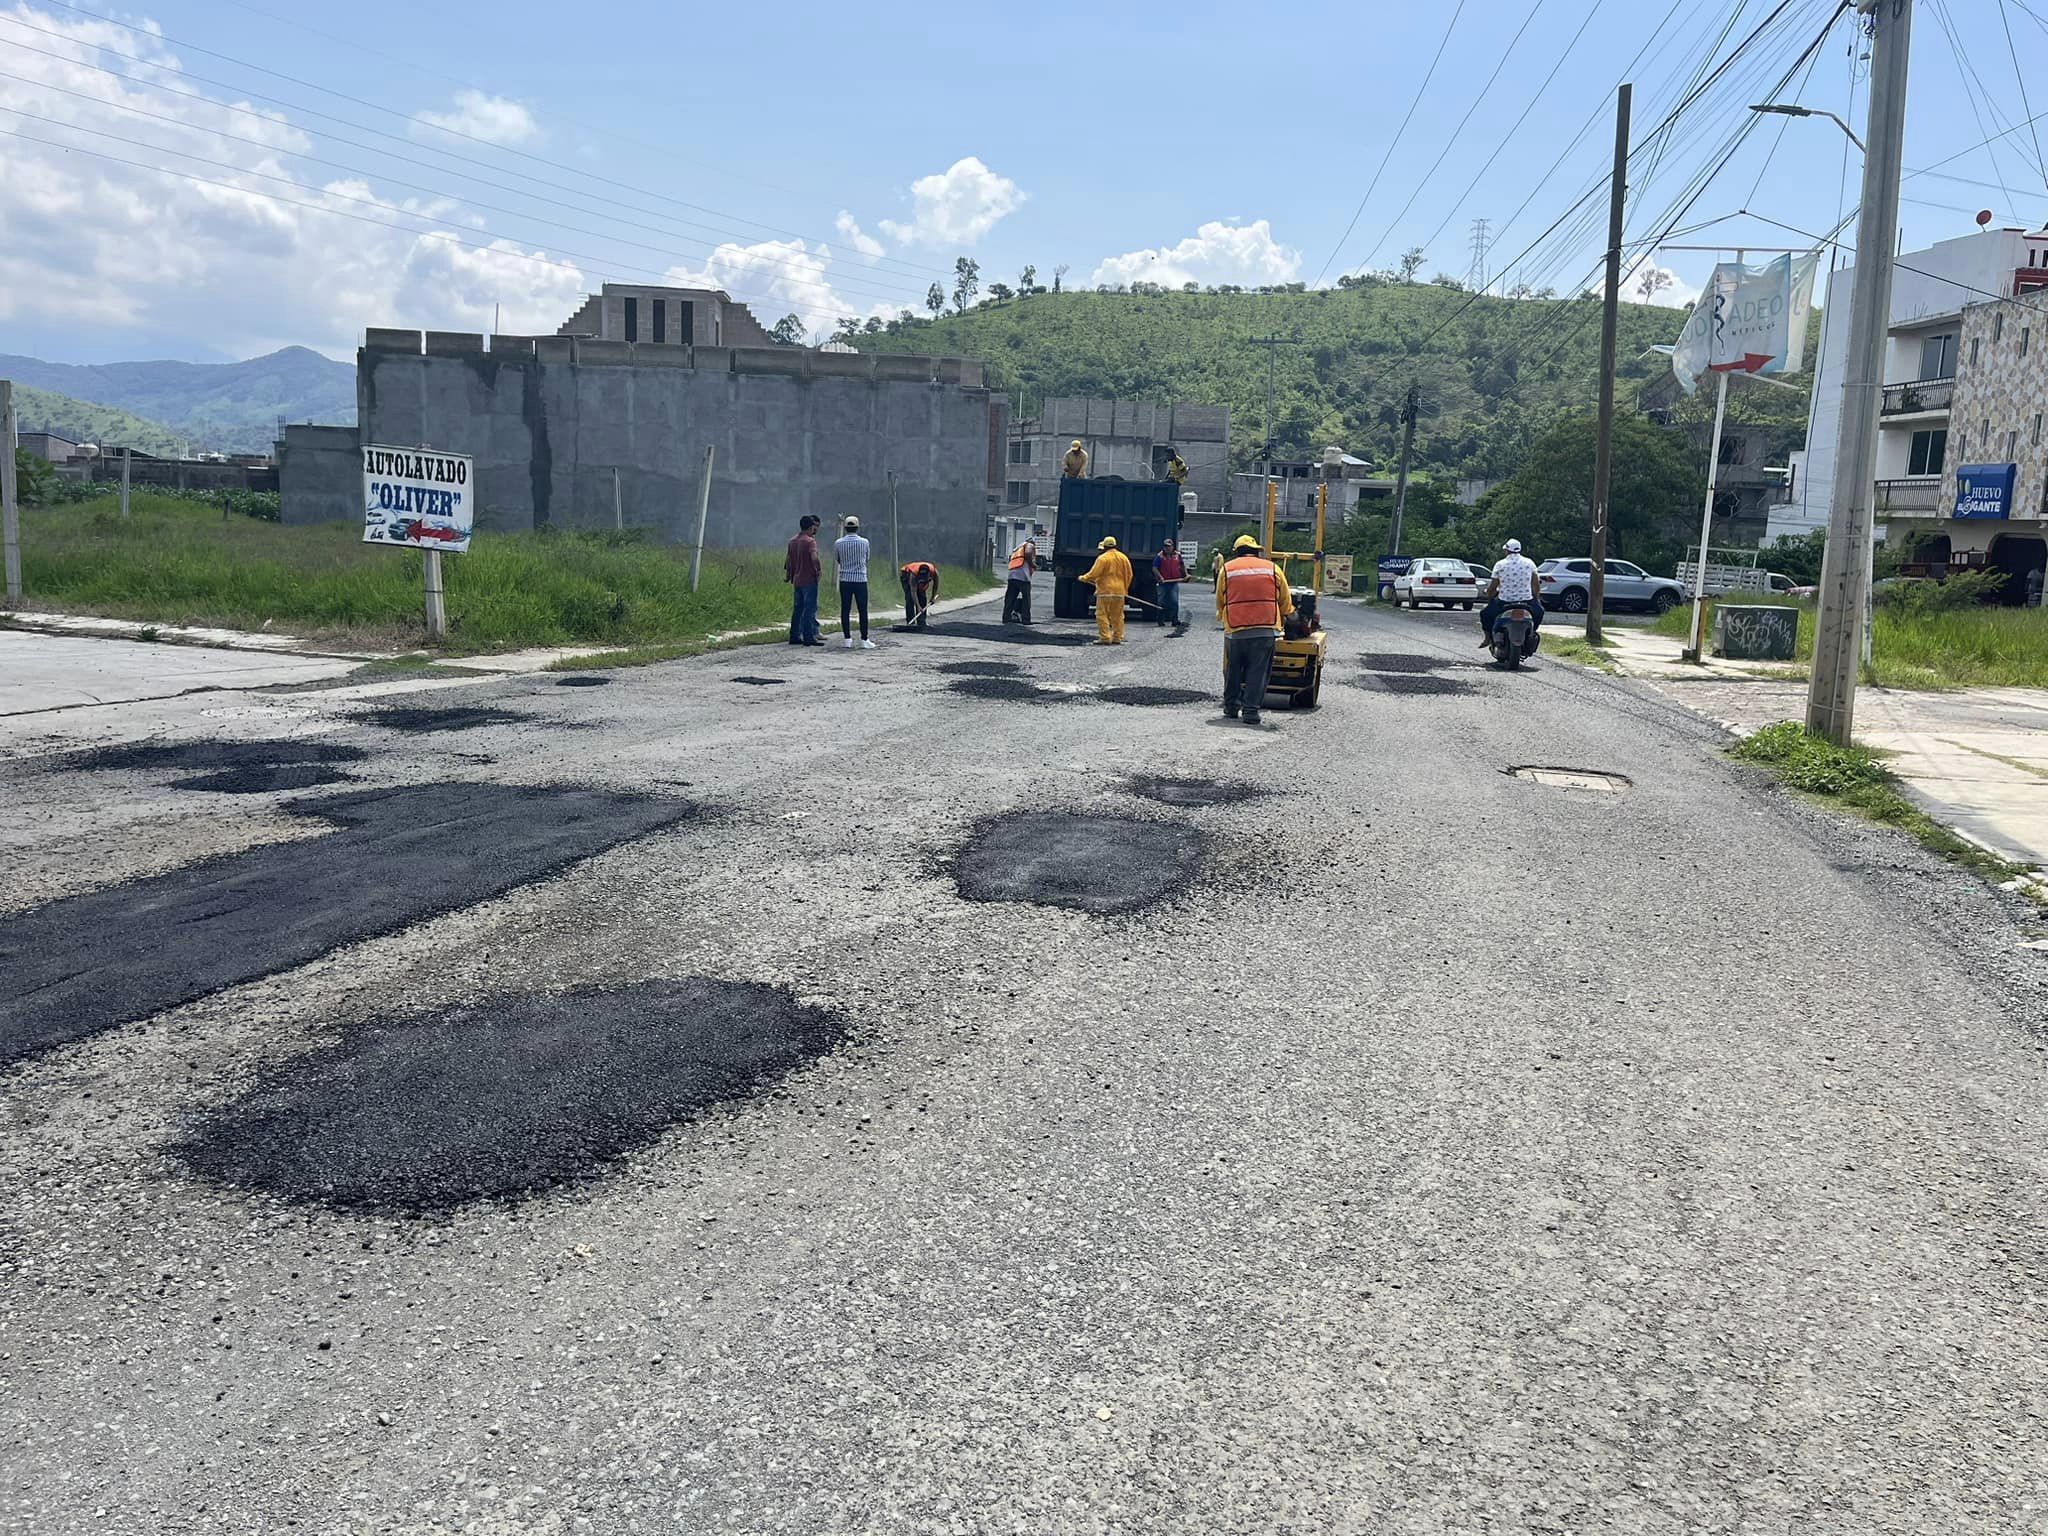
1479,538,1543,648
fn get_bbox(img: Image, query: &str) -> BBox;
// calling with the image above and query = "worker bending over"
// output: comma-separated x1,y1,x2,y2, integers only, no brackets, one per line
1162,448,1189,486
1080,535,1134,645
1215,534,1294,726
1062,439,1090,478
900,560,940,630
1003,538,1037,624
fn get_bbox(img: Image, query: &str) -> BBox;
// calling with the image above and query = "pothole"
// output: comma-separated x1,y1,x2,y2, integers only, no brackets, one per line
1506,766,1632,792
912,621,1091,647
555,676,611,688
171,764,360,795
1348,674,1478,696
355,706,528,733
954,812,1204,914
58,739,367,774
1092,686,1212,708
949,677,1062,703
730,676,787,687
1125,776,1269,808
1357,654,1467,673
176,980,845,1213
935,660,1023,677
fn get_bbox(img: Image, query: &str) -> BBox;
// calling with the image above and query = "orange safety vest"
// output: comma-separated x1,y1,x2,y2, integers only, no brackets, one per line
1008,545,1034,573
901,562,936,584
1222,556,1283,631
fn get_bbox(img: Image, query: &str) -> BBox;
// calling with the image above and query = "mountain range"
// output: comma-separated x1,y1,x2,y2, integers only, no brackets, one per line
0,346,356,455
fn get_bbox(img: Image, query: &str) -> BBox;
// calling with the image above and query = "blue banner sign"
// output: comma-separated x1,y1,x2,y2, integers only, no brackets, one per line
1377,557,1414,577
1954,462,2015,520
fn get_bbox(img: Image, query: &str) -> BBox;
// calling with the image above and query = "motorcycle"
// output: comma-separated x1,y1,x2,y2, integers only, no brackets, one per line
1490,605,1540,669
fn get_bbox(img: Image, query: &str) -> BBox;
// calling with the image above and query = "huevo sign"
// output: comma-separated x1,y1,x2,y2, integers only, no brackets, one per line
1670,252,1820,393
1954,462,2015,520
363,445,474,552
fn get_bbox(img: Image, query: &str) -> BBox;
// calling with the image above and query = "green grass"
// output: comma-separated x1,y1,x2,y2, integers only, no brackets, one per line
9,493,994,654
1730,721,2034,895
1540,633,1618,672
1655,593,2048,689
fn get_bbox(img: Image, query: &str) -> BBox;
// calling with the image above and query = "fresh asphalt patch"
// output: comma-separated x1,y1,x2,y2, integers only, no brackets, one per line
0,784,703,1070
952,812,1205,914
52,739,368,775
354,706,529,733
729,676,788,687
945,680,1212,708
947,677,1063,704
1124,775,1270,808
934,660,1023,677
171,764,359,795
1093,686,1212,708
177,980,845,1213
1357,653,1473,673
554,675,612,687
908,621,1092,647
1347,674,1481,696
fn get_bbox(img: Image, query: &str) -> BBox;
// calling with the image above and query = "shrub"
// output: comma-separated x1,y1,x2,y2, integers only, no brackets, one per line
1879,569,2005,612
1732,721,1890,796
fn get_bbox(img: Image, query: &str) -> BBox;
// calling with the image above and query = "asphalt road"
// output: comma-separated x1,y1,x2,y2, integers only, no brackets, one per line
2,596,2044,1534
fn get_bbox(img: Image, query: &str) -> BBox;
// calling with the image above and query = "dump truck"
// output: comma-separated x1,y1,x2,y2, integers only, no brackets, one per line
1051,477,1183,620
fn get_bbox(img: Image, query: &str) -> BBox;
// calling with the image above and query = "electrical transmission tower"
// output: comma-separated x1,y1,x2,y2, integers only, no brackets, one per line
1467,218,1491,292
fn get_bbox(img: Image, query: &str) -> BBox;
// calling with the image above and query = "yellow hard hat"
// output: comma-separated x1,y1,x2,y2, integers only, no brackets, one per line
1233,534,1260,551
1098,536,1117,549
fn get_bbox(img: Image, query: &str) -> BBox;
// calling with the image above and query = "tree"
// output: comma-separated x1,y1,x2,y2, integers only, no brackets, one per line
769,313,806,346
1398,247,1427,283
1636,267,1674,303
862,316,884,335
1054,263,1069,293
926,283,945,316
831,316,861,345
953,256,980,313
1020,264,1037,294
1463,413,1702,572
1182,281,1201,294
13,446,53,506
987,281,1015,302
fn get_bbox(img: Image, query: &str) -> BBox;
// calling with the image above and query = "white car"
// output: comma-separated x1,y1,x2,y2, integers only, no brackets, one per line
1394,557,1479,610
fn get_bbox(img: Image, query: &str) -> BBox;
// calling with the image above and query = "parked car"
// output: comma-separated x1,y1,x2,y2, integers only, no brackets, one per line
1461,560,1496,588
1393,557,1480,609
1537,557,1686,614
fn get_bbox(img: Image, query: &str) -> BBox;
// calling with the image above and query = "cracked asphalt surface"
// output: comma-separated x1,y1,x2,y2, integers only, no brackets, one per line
1,595,2044,1534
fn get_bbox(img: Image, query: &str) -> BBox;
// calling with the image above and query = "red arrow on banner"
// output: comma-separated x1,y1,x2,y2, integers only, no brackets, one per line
1709,353,1776,374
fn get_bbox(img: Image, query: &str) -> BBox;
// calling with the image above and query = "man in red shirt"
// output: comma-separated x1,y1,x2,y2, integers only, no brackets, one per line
783,514,823,646
1151,538,1188,629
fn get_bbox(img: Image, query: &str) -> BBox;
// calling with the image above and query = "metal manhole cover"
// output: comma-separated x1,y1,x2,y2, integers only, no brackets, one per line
1507,766,1631,792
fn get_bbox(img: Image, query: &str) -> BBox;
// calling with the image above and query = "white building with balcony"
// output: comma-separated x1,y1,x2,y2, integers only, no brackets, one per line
1772,225,2035,546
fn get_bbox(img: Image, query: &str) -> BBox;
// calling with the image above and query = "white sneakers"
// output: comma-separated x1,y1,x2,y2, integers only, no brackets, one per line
843,636,856,648
842,637,877,650
860,639,877,650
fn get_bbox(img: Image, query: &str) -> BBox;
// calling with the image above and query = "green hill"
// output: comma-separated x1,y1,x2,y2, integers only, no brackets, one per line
0,346,355,455
855,282,1699,479
10,383,188,458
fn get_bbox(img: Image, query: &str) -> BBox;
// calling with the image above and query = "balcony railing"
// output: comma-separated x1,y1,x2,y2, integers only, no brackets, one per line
1880,377,1954,415
1874,476,1942,512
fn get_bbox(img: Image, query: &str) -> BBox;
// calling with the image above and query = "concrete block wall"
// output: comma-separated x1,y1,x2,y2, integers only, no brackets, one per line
278,424,360,526
300,335,996,568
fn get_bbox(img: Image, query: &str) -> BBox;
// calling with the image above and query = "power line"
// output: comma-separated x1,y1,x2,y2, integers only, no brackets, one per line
1997,0,2048,199
1312,0,1469,286
2,5,950,281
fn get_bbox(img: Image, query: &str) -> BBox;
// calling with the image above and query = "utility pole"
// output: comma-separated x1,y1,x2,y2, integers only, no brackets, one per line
1586,82,1632,647
1386,384,1419,557
1809,0,1912,745
1246,334,1304,519
1,380,19,604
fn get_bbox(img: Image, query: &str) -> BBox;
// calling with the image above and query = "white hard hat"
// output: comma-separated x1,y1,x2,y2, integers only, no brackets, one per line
1504,538,1522,553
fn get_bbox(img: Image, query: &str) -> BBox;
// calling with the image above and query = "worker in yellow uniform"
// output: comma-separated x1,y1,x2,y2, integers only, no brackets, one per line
1215,533,1294,726
1162,448,1189,486
1079,535,1134,645
1061,439,1090,478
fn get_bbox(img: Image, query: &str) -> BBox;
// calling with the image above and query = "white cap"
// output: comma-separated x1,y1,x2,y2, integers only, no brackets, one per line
1504,538,1522,553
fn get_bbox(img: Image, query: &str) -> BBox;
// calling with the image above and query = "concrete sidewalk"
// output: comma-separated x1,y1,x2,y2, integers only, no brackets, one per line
1597,627,2048,871
0,631,360,716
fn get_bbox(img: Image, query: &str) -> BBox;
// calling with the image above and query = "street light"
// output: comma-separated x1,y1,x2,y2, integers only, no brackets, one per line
1748,102,1865,153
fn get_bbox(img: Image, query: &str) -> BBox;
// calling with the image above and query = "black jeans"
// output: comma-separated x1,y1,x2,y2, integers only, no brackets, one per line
901,573,933,629
840,581,869,639
1223,632,1277,719
1479,595,1544,639
1003,576,1033,623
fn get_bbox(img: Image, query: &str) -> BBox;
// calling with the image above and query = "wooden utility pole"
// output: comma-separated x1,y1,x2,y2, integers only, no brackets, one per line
1386,384,1419,557
1,381,19,604
1586,82,1631,646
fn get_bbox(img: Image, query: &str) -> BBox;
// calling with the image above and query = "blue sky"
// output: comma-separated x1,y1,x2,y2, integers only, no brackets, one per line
5,0,2048,364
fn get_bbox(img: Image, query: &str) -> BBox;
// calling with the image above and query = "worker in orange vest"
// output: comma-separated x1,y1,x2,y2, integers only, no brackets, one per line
1002,537,1038,624
1215,533,1294,725
899,560,940,630
1079,535,1134,645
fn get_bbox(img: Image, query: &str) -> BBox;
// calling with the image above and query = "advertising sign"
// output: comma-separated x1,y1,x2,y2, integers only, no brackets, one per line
363,445,474,552
1376,555,1412,599
1954,462,2015,520
1323,554,1355,595
1671,252,1820,394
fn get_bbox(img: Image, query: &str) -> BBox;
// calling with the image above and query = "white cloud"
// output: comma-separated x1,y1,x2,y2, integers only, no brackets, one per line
1620,261,1702,310
1090,219,1301,290
413,89,537,147
834,210,885,261
664,239,886,343
0,10,584,357
877,156,1024,247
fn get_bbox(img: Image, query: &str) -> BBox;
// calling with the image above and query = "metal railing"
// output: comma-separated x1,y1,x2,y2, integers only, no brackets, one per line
1880,377,1954,414
1873,476,1942,511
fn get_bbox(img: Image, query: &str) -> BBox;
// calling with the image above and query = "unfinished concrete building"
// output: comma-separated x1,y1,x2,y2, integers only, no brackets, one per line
279,290,1003,570
1000,397,1230,514
556,283,778,350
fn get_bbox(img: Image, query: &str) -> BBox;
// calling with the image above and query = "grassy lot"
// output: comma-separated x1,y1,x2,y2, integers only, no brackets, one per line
1730,721,2036,897
9,493,994,654
1652,593,2048,689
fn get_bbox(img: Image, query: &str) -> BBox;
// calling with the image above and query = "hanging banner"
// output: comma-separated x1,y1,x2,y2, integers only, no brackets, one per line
1670,252,1820,394
363,445,474,552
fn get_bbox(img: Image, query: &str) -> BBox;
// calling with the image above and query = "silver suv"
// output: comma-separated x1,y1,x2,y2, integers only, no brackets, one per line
1537,557,1686,615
